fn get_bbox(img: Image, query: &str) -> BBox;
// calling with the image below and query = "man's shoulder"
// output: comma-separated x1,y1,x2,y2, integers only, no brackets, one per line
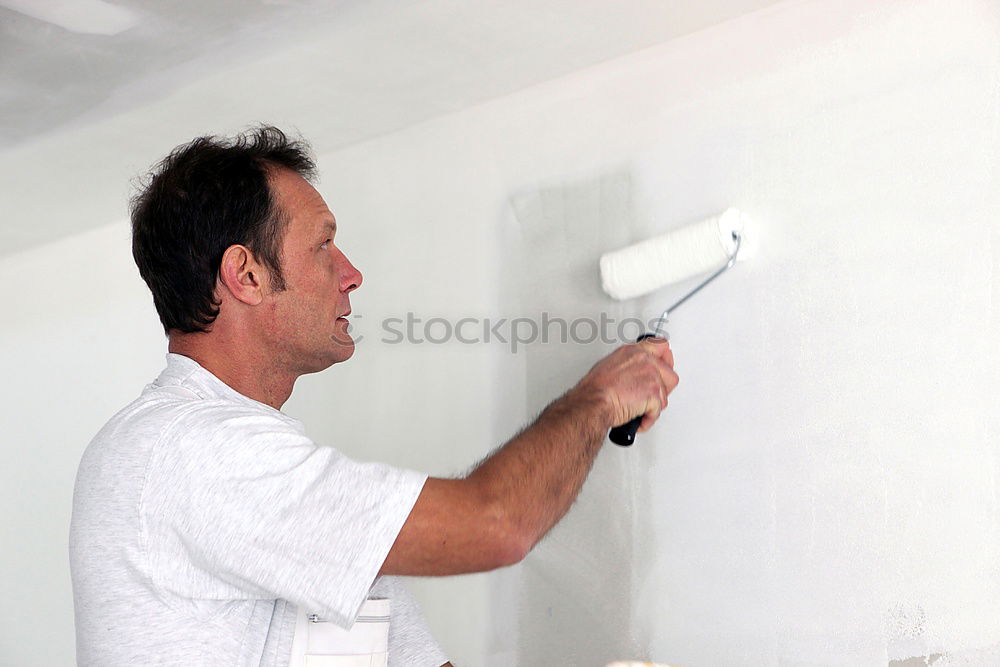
86,383,296,463
99,384,247,432
77,386,316,511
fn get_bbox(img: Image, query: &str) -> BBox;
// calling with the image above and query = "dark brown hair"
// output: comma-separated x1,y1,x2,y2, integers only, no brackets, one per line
130,125,316,334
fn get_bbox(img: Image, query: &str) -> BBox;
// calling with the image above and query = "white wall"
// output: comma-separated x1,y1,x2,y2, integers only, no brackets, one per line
0,222,166,664
309,0,1000,664
3,0,998,665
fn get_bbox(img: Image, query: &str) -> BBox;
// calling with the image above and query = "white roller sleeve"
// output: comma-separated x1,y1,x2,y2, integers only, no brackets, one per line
600,208,744,301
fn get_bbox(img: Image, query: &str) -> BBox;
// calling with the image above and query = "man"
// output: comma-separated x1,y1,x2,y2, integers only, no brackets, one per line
69,126,677,666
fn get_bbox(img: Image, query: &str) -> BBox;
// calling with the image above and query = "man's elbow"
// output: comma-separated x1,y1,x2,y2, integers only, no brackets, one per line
478,494,533,569
491,526,531,568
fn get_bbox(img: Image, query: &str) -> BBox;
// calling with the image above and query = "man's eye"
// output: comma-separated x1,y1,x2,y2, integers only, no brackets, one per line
320,239,331,249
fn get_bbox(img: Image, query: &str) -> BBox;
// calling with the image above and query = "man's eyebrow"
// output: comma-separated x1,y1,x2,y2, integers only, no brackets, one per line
319,221,337,236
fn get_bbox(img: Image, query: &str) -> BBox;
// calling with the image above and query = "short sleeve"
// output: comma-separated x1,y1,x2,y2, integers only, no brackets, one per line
370,577,449,667
141,402,426,629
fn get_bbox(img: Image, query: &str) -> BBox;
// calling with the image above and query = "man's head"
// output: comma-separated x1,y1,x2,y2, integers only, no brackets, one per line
131,126,362,375
131,125,315,334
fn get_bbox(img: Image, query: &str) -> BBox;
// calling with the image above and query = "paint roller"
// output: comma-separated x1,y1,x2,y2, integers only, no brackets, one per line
600,207,749,446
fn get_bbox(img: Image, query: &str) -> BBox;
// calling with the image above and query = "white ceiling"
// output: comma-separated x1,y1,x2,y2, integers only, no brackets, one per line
0,0,784,257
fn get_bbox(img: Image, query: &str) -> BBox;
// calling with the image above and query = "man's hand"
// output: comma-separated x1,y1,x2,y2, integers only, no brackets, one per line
379,338,679,577
570,336,678,433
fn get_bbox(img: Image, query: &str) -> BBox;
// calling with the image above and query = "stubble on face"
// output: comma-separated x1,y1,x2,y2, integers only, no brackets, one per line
260,168,357,376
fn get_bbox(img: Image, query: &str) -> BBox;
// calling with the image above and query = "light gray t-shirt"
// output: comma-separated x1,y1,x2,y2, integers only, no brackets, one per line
70,353,447,666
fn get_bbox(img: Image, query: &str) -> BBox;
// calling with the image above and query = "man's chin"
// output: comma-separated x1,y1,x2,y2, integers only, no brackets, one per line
326,338,356,364
295,341,354,376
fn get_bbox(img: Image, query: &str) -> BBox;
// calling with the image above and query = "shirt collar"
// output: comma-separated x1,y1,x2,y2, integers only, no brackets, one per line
153,352,303,428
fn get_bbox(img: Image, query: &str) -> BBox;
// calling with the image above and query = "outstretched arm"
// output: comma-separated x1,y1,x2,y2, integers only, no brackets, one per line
379,338,677,576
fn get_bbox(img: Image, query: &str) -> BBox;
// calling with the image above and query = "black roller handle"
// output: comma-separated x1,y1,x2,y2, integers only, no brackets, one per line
608,332,658,446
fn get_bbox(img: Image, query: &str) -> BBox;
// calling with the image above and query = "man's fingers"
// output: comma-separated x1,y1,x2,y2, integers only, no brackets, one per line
636,354,677,431
638,336,674,367
638,397,664,432
651,356,679,395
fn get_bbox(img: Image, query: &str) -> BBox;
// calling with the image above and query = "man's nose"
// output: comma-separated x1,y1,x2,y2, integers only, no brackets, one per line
338,251,362,293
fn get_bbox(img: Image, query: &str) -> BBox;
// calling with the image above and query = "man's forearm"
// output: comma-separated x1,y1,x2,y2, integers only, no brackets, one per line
379,339,675,576
467,387,613,554
379,388,616,575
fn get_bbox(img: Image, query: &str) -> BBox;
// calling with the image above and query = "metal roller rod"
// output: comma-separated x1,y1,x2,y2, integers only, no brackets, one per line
651,231,742,339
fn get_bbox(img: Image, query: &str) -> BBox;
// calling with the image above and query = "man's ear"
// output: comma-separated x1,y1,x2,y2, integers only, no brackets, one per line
218,244,266,306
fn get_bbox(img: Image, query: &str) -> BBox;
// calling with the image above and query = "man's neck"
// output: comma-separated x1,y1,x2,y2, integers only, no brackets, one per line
168,334,295,411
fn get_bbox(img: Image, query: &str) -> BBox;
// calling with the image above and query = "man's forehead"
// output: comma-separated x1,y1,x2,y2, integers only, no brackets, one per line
270,168,337,229
270,166,323,204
